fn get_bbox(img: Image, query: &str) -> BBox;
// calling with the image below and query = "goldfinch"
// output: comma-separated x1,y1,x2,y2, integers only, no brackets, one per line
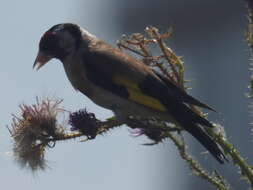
33,23,226,163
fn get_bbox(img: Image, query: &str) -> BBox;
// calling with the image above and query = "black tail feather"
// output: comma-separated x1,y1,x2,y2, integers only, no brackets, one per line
166,103,227,163
154,71,216,112
186,125,227,164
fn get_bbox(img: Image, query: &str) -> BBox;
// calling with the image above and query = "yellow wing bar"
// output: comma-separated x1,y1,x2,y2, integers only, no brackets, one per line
113,76,167,112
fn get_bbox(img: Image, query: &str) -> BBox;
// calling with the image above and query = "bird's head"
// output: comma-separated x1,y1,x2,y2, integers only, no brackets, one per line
33,23,83,70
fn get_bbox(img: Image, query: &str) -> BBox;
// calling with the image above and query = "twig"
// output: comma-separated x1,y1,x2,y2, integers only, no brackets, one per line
146,27,181,84
207,128,253,188
166,131,229,190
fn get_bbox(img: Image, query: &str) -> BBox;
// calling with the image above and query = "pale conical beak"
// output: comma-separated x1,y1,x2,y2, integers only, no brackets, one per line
33,51,52,70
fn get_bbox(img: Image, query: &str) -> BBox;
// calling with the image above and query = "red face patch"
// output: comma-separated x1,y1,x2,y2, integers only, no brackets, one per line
41,31,55,42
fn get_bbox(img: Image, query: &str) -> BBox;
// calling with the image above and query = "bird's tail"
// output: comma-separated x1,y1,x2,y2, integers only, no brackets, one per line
166,103,227,163
185,124,226,164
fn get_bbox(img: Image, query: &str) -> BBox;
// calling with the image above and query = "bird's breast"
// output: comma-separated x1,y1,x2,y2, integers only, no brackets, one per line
62,57,121,110
63,57,93,97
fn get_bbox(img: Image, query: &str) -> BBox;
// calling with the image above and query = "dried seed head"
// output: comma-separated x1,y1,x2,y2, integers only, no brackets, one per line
9,97,64,171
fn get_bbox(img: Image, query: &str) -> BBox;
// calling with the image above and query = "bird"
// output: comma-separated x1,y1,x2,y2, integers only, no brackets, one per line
33,23,226,163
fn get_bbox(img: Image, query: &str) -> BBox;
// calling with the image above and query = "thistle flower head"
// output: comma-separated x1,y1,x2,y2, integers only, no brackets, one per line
127,118,165,144
9,97,64,171
129,128,145,137
69,109,101,139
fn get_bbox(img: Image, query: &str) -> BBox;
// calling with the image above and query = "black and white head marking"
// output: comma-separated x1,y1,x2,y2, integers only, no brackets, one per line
39,23,82,60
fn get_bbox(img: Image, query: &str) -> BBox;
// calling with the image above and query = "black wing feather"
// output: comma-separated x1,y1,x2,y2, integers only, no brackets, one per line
154,71,216,112
139,74,214,127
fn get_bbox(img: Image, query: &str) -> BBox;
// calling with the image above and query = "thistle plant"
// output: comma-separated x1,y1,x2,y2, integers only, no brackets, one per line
8,4,253,189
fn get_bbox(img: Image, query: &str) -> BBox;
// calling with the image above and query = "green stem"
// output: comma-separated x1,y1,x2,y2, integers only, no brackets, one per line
207,128,253,188
166,131,229,190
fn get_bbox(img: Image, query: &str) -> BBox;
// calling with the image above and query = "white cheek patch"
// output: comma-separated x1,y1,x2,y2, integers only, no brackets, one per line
81,28,96,41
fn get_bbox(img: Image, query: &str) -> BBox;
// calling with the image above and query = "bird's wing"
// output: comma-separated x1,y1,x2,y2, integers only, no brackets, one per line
153,71,216,111
82,42,214,113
